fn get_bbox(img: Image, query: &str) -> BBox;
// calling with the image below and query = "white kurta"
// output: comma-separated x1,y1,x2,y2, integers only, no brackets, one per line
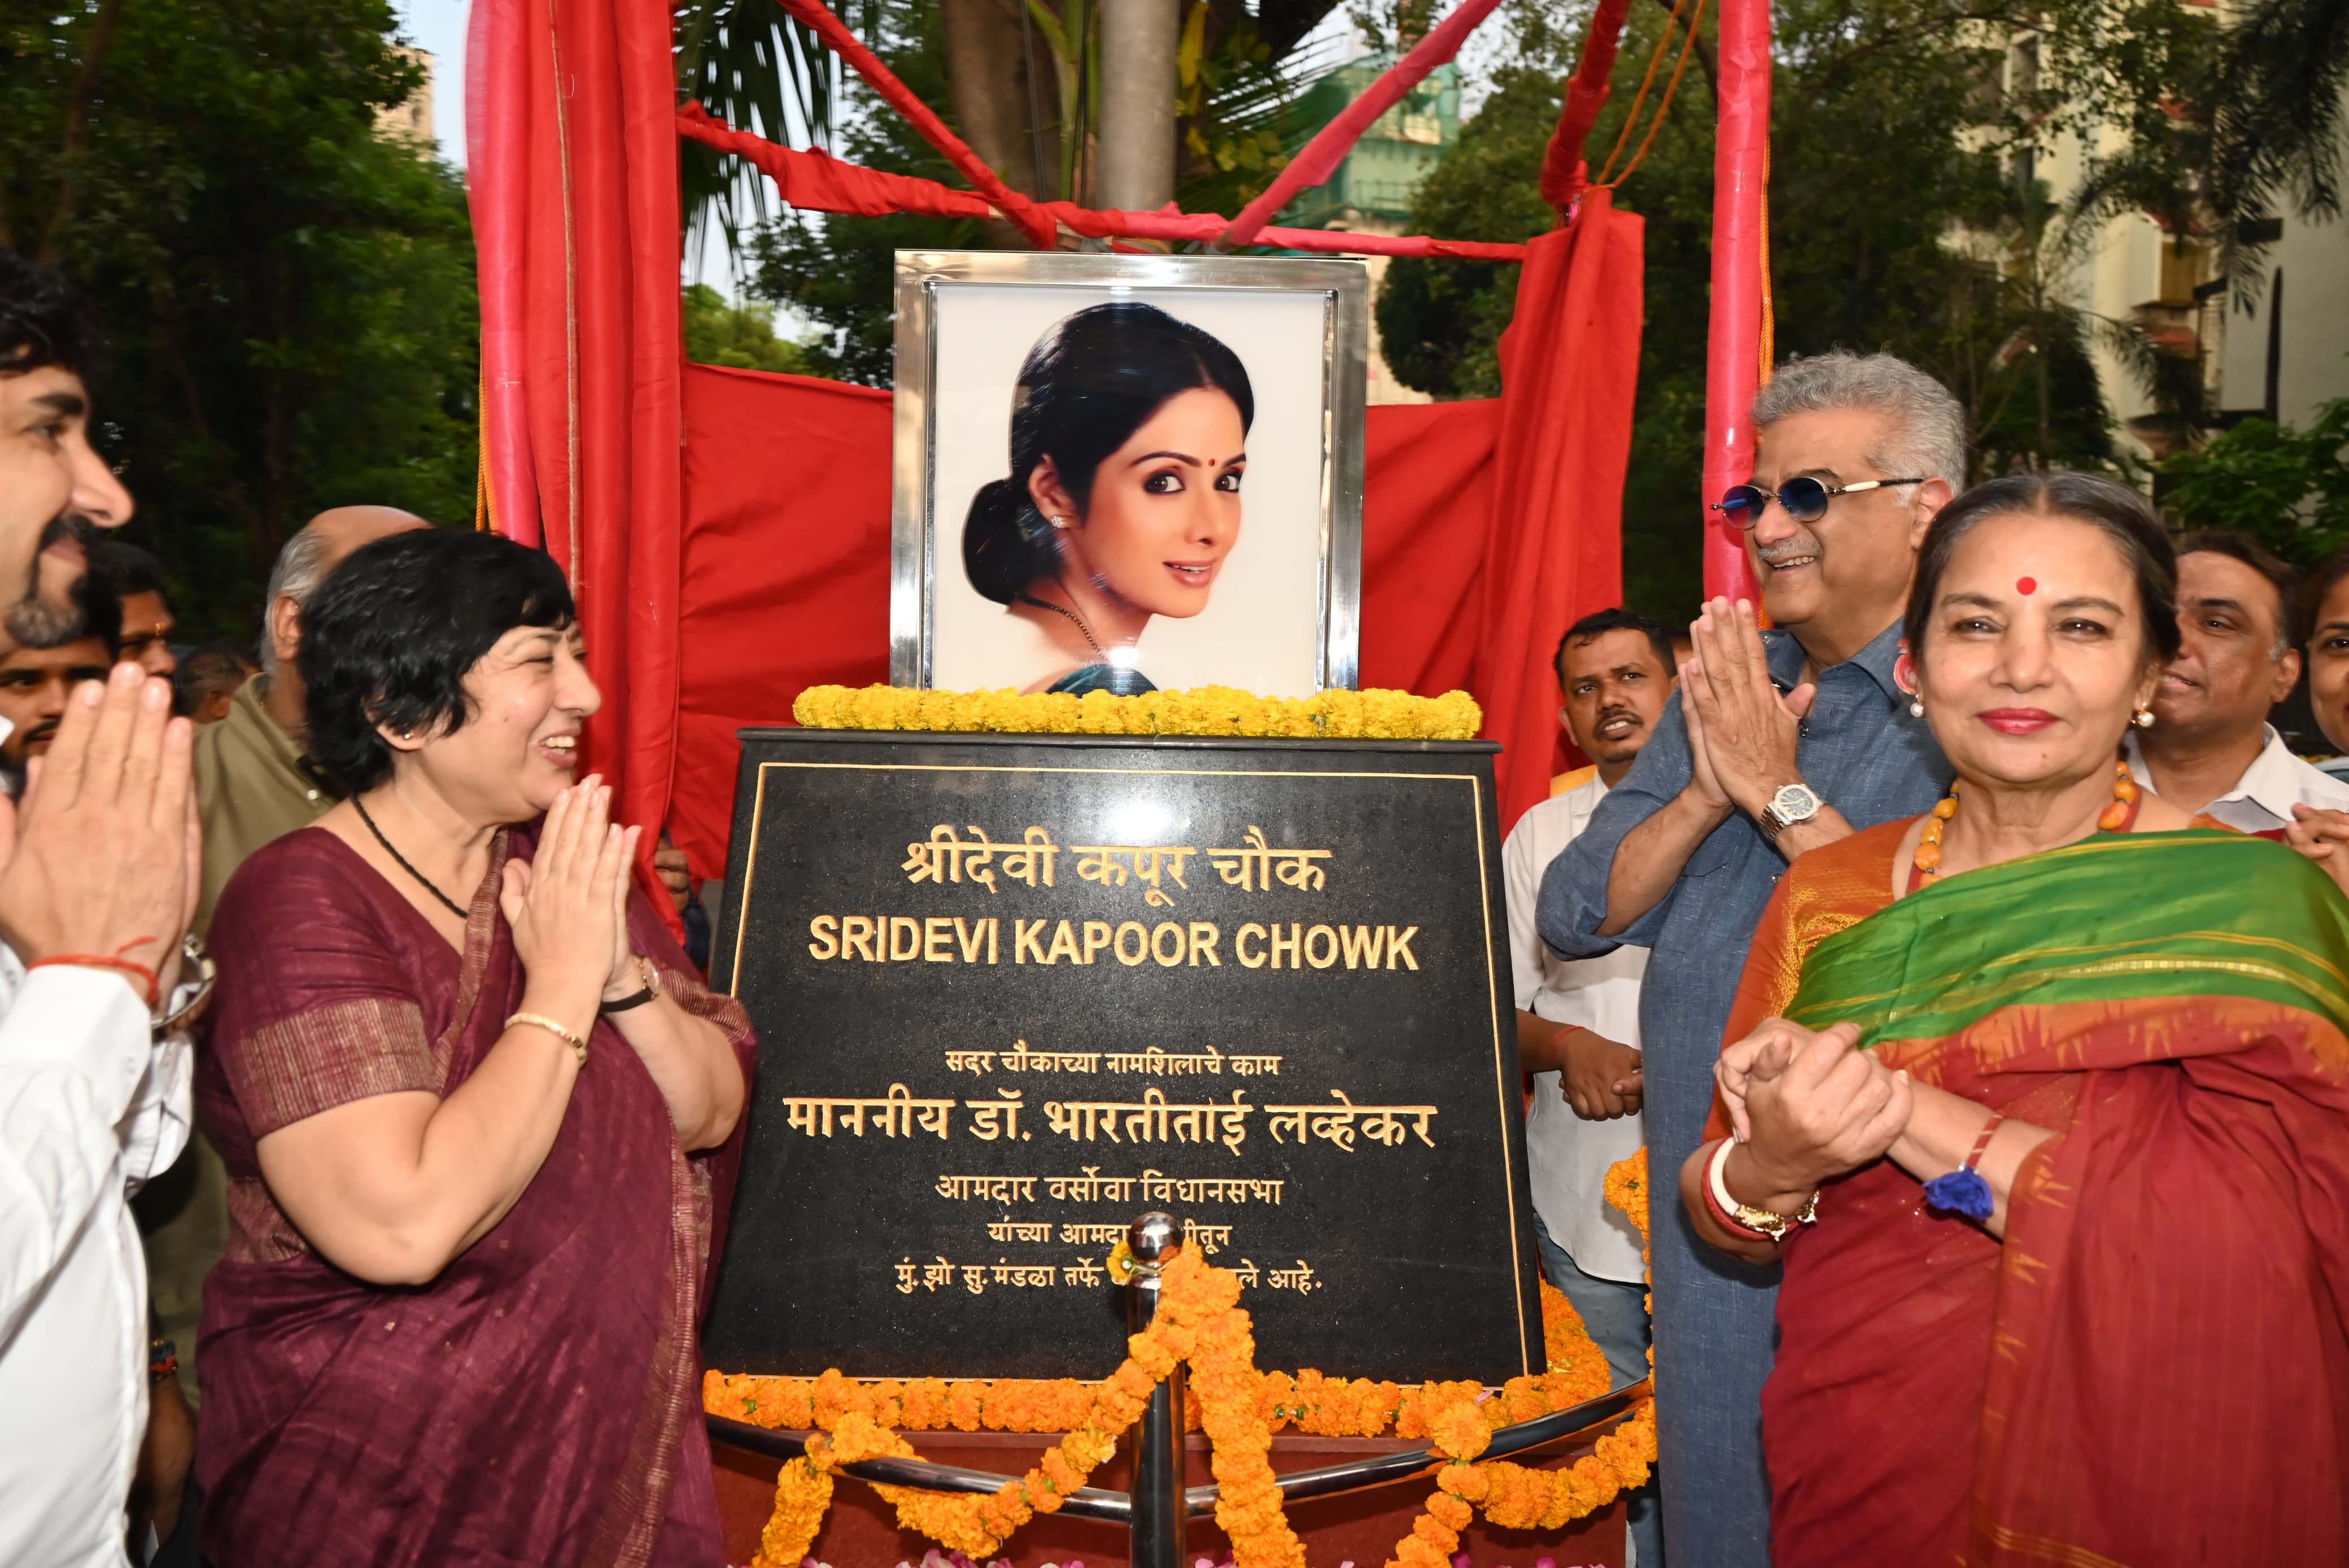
0,747,194,1567
1503,776,1649,1285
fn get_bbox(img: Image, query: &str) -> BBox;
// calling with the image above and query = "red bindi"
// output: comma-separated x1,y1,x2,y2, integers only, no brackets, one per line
2016,576,2037,596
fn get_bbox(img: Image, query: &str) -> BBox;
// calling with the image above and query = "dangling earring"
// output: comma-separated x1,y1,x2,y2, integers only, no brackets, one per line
2133,707,2155,728
1895,647,1923,717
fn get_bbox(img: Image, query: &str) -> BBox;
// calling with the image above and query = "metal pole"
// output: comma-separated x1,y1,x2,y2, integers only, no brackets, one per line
1097,0,1179,212
1125,1212,1185,1568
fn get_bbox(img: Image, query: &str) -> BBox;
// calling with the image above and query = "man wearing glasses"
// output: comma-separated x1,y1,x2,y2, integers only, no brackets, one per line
1538,351,1961,1566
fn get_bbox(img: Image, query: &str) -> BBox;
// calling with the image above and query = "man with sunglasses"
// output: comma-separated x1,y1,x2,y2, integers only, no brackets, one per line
1538,351,1962,1567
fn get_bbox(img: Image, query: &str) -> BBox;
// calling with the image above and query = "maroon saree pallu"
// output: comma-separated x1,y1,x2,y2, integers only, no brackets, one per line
197,827,755,1567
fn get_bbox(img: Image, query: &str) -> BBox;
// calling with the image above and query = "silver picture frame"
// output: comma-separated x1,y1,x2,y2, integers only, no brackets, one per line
889,249,1367,693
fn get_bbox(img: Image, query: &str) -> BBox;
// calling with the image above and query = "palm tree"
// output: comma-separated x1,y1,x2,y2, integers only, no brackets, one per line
2202,0,2349,301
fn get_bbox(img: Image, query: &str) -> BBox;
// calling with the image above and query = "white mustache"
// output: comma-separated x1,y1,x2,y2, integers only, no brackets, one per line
1756,533,1823,565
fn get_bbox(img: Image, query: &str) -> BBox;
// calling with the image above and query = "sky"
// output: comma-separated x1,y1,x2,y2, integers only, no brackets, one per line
390,0,470,166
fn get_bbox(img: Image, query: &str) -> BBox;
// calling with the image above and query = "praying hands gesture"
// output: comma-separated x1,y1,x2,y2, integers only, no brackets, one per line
1680,599,1855,860
0,664,197,1008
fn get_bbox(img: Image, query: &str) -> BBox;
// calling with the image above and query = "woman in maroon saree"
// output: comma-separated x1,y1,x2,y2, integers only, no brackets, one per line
196,530,756,1566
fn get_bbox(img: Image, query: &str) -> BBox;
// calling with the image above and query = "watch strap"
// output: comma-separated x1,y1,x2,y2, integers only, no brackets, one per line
601,956,662,1015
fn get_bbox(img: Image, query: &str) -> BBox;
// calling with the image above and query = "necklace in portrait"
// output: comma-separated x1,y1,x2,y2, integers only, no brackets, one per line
1016,591,1108,661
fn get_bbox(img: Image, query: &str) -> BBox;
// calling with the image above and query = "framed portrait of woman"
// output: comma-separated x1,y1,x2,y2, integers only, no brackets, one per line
891,250,1368,698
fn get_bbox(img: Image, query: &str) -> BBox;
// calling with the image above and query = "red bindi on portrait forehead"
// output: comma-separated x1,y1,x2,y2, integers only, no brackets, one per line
2016,576,2037,596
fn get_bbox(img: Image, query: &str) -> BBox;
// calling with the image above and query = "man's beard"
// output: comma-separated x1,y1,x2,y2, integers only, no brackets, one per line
8,514,95,645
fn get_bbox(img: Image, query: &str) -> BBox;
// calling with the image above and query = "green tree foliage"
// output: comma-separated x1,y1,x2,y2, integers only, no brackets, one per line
1374,0,2213,621
684,283,814,375
1,0,477,642
2164,398,2349,569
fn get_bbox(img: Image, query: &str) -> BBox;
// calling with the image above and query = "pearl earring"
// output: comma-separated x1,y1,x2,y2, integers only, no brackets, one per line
2133,707,2155,728
1909,698,1925,718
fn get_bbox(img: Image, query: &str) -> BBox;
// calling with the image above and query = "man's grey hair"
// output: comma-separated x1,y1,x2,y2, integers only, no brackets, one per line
259,525,337,679
1750,351,1970,495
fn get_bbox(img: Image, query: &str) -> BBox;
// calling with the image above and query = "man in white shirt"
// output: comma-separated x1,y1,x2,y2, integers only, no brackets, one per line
1505,607,1677,1567
0,248,200,1566
2129,531,2349,834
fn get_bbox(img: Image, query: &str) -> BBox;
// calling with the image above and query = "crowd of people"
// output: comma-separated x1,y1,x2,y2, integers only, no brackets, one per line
2,250,754,1568
10,233,2349,1566
1515,352,2349,1567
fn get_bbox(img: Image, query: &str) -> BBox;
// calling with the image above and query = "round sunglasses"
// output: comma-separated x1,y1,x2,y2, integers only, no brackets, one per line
1710,475,1925,529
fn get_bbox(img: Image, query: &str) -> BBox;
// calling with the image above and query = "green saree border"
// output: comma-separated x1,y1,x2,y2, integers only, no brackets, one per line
1786,829,2349,1047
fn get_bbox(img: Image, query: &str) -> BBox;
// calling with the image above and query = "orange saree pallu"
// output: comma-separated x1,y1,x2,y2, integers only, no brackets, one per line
1715,823,2349,1567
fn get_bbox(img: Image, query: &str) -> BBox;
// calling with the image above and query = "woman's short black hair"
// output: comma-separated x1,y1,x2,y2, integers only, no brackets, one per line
963,302,1254,605
1905,471,2180,672
301,529,574,793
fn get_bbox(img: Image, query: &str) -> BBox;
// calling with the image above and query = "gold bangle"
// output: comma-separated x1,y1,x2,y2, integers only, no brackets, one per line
506,1011,589,1068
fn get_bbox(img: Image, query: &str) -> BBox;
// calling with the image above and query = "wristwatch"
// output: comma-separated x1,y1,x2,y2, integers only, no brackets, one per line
1759,781,1824,844
601,955,662,1015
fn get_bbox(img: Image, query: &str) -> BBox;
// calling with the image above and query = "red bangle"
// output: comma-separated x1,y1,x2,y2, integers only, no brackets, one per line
28,954,160,1010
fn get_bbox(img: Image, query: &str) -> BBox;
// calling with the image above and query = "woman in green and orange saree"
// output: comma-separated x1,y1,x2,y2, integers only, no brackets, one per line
1679,471,2349,1566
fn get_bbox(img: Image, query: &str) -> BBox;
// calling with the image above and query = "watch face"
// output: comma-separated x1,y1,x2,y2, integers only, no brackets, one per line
1771,784,1822,822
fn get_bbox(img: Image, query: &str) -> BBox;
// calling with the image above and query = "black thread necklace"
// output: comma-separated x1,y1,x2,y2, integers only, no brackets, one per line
353,794,471,920
1015,591,1108,661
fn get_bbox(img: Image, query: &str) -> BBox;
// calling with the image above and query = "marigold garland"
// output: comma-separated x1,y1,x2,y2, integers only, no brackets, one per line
1382,1150,1658,1568
790,683,1483,741
712,1206,1657,1567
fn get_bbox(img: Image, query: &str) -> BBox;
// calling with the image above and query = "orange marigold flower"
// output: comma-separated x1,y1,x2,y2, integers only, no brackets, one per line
1427,1403,1491,1461
1437,1462,1488,1501
1410,1509,1460,1552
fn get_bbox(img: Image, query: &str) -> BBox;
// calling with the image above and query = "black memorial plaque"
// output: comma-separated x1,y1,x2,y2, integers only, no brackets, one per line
704,730,1541,1383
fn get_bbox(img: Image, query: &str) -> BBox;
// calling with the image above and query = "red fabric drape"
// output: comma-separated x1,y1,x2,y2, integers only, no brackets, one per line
671,366,894,879
678,104,993,219
769,0,1056,247
1477,189,1645,831
1222,0,1509,247
1701,0,1770,602
1541,0,1636,208
675,106,1531,261
470,0,687,930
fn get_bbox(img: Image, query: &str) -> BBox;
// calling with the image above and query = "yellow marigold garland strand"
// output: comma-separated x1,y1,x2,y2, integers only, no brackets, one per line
714,1184,1656,1567
1383,1149,1658,1568
791,683,1483,741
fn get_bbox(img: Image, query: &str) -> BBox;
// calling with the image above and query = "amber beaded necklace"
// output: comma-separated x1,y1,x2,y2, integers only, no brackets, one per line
1908,759,2142,894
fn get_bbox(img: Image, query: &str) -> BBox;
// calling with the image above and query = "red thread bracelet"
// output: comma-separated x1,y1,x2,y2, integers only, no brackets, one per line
28,954,160,1010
